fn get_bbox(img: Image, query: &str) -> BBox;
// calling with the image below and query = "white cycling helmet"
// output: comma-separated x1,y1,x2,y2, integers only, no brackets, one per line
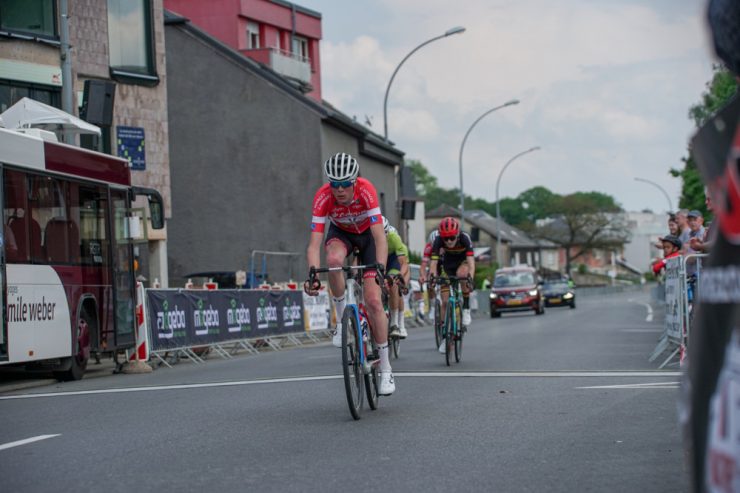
324,152,359,182
427,230,439,244
382,216,398,235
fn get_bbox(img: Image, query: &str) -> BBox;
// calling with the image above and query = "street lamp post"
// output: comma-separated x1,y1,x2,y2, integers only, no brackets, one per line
458,99,520,230
633,177,674,213
382,26,466,141
381,26,465,243
495,146,541,266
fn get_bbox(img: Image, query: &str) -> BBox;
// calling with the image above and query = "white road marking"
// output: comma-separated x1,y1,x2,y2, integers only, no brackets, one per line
621,328,662,333
639,302,654,322
0,434,60,451
578,382,679,389
0,371,680,400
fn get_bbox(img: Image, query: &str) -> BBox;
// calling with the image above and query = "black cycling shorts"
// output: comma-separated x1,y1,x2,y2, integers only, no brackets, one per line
325,223,377,268
442,256,468,277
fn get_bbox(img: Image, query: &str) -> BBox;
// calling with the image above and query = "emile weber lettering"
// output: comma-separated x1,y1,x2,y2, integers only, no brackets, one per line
7,295,56,322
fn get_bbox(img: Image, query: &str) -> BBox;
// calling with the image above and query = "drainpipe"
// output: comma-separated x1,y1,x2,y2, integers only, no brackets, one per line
290,3,296,55
59,0,74,144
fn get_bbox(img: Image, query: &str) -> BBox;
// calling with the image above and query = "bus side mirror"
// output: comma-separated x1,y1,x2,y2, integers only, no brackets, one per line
132,186,165,230
148,200,164,230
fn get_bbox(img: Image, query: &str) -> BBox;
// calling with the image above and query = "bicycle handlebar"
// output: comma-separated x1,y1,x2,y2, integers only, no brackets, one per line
306,264,388,295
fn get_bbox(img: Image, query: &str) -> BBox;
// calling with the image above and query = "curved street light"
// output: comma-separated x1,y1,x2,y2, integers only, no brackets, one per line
383,26,466,141
458,99,520,229
496,146,541,266
633,177,673,213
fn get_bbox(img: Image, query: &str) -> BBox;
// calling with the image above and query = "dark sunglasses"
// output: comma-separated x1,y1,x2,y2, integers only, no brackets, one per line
330,179,355,189
443,236,458,243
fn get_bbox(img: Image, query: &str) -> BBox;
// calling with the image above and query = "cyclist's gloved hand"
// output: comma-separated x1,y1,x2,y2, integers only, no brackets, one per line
304,269,321,296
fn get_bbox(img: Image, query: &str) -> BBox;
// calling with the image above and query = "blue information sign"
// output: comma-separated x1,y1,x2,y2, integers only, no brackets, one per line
116,126,146,170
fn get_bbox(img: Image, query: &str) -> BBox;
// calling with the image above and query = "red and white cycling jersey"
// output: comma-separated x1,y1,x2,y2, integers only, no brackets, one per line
310,177,383,234
422,242,433,261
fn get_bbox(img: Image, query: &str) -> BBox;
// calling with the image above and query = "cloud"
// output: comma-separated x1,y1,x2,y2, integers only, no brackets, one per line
304,0,713,213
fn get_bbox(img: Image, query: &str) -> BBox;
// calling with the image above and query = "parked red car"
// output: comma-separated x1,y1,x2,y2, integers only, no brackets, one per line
489,266,545,318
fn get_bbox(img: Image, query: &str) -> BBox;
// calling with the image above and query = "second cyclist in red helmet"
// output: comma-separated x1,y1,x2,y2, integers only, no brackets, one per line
429,217,475,353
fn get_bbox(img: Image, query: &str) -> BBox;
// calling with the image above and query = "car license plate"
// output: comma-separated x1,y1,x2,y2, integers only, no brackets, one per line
507,299,521,306
550,298,561,303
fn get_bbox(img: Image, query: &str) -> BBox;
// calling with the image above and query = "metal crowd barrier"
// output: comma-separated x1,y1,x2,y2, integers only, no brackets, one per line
650,253,708,368
131,287,333,368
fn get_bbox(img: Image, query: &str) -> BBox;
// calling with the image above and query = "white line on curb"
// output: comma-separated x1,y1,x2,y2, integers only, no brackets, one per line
0,371,681,400
0,434,60,451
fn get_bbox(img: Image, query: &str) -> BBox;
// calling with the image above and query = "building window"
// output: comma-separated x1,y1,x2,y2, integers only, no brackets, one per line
107,0,158,85
0,0,57,39
0,80,61,113
292,36,308,62
247,21,259,49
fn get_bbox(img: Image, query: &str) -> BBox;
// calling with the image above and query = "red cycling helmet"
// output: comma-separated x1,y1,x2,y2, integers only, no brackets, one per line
439,216,460,238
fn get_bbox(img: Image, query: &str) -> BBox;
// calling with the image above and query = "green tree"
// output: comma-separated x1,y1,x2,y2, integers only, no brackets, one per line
672,65,737,215
407,159,438,196
533,193,629,275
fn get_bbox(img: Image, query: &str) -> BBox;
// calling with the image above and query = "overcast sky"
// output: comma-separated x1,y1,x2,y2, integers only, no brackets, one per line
298,0,716,214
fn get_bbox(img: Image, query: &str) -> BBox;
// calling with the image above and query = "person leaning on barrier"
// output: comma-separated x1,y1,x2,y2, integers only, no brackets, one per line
688,193,715,254
652,235,682,276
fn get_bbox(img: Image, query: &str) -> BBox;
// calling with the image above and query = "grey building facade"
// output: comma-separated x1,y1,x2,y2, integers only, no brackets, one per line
164,14,403,285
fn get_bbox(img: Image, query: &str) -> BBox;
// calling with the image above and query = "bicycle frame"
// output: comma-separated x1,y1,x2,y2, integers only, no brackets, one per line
309,265,379,371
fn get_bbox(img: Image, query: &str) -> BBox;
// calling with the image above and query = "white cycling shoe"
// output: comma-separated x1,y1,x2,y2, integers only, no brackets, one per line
438,341,446,354
462,309,471,326
331,324,342,348
399,327,408,339
389,325,401,337
379,371,395,395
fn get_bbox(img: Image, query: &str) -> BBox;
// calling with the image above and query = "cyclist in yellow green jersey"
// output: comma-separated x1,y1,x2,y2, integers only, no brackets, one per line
383,217,411,339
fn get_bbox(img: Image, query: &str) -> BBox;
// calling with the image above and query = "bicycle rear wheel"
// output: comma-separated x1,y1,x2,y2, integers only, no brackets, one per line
342,307,364,420
454,305,463,363
391,334,400,359
364,345,379,411
434,298,443,349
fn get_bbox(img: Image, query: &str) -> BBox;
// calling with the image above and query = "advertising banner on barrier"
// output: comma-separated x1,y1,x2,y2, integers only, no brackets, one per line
664,256,684,343
303,291,331,331
146,289,304,351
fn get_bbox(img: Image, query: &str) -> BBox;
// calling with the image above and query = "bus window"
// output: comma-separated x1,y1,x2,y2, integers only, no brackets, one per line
3,169,43,263
30,176,81,264
75,185,108,266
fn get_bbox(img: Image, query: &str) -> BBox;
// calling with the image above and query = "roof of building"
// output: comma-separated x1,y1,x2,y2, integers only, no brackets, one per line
425,205,556,249
163,10,403,167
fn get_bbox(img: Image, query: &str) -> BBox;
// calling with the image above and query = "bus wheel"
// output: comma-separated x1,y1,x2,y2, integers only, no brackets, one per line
54,311,91,381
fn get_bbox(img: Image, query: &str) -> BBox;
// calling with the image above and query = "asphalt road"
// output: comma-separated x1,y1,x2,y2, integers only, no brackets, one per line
0,289,686,492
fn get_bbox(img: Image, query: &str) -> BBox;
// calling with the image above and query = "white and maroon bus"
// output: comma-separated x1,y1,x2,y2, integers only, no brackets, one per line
0,127,164,380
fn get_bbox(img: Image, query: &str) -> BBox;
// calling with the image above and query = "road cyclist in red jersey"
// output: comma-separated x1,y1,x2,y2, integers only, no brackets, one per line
304,153,395,396
428,217,475,353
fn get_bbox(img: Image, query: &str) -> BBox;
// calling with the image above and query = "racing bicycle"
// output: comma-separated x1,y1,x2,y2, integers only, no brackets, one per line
431,275,471,366
308,264,388,420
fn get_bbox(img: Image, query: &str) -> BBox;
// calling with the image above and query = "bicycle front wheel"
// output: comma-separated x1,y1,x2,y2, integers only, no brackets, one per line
342,307,364,420
454,305,463,363
445,304,454,366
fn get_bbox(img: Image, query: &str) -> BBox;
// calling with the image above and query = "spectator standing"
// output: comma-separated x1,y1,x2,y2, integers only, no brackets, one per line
686,210,706,255
676,209,691,248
